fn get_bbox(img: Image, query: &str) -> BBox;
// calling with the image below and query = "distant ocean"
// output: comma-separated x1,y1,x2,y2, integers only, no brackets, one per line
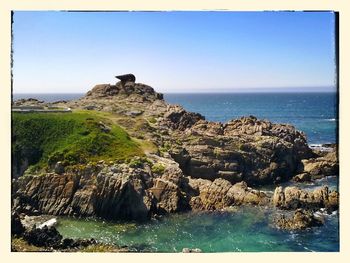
13,92,338,145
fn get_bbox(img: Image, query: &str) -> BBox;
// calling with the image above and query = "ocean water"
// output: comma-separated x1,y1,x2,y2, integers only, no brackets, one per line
13,92,338,144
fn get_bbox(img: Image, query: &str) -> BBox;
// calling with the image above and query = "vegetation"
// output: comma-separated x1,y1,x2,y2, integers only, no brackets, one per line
151,163,166,175
12,112,143,173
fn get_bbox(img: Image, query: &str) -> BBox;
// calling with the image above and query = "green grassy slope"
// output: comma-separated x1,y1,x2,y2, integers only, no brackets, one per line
12,112,144,173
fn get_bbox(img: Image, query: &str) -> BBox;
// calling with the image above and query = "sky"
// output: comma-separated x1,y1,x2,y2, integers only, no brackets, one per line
12,11,336,93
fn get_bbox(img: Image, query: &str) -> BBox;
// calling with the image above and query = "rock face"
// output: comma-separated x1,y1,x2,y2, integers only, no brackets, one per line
186,179,269,211
299,151,338,179
167,116,314,186
272,186,339,211
161,105,205,131
274,209,324,230
11,211,25,236
13,157,271,220
13,164,156,221
24,225,63,248
85,81,163,101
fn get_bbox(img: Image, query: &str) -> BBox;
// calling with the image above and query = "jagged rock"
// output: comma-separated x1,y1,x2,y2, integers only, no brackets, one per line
274,209,324,230
24,225,62,248
162,105,205,131
187,179,268,211
292,172,311,182
300,151,338,179
272,186,338,211
116,73,136,83
166,115,315,185
149,178,185,214
11,211,25,236
13,164,156,221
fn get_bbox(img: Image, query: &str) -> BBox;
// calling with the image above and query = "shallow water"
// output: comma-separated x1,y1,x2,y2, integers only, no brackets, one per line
56,205,339,252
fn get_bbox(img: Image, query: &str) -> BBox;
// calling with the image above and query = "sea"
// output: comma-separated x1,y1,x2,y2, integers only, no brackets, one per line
13,92,339,252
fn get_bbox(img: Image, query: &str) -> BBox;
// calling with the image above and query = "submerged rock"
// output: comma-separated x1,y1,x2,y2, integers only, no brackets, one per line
274,209,324,230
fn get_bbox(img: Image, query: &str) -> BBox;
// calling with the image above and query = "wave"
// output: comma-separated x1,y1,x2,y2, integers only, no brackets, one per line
325,118,336,121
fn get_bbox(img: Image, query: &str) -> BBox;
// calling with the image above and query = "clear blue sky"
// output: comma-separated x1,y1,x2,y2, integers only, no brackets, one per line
12,11,336,93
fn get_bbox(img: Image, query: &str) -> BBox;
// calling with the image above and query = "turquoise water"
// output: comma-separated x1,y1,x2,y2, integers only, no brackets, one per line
56,206,339,252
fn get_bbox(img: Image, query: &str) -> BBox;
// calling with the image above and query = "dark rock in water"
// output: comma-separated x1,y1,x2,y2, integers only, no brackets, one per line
273,185,339,211
292,172,311,182
274,209,324,230
11,211,25,236
24,225,62,248
116,73,136,83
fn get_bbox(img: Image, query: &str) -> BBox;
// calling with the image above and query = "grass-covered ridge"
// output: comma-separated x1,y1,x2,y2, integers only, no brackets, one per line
12,112,144,173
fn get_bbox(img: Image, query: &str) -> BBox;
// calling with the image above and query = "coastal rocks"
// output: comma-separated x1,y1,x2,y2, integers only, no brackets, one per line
187,179,268,211
274,209,324,230
300,151,338,179
292,172,311,182
85,81,163,102
12,163,155,221
272,186,339,211
162,105,205,131
24,225,63,248
165,115,315,186
11,211,25,236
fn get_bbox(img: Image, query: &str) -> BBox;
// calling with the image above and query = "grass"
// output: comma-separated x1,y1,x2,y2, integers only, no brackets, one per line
12,111,144,172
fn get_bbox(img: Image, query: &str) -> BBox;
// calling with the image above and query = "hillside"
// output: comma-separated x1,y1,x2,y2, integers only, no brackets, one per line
12,111,143,178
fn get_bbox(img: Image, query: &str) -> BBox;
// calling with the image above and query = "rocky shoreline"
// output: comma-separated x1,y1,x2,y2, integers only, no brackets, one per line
11,75,339,252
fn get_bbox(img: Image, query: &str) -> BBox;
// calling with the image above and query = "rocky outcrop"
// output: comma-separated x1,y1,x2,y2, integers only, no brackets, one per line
85,80,163,101
274,209,324,230
161,105,205,131
12,163,155,221
299,151,338,179
11,211,25,236
167,116,314,186
272,186,339,211
13,157,272,220
186,179,269,211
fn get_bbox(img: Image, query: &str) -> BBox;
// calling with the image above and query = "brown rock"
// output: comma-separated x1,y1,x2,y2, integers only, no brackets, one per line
274,209,324,230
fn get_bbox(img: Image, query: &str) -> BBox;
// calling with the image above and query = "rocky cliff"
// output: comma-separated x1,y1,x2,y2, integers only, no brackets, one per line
12,75,339,223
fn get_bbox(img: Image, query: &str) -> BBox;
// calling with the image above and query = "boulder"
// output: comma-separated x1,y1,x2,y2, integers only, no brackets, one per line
272,186,338,211
187,179,268,211
24,225,62,248
292,172,311,182
300,151,338,179
274,209,324,230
